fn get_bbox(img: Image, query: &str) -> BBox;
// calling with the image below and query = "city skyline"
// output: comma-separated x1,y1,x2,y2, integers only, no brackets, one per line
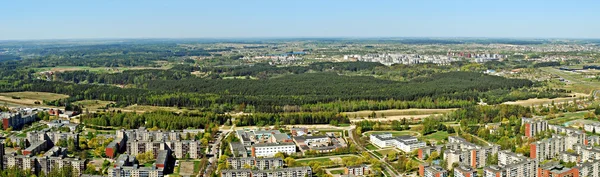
1,0,600,40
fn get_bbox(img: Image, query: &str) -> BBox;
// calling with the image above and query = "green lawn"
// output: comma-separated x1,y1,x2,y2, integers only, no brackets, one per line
372,151,383,158
424,131,449,142
365,144,379,150
548,111,588,125
297,157,332,165
376,149,397,157
330,169,345,175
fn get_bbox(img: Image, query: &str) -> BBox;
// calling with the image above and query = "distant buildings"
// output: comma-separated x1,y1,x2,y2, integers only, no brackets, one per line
369,133,425,152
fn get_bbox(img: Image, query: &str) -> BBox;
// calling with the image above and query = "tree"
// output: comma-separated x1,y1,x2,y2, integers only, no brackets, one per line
274,152,286,159
243,163,252,169
284,157,296,167
136,151,154,164
84,163,100,175
67,137,77,152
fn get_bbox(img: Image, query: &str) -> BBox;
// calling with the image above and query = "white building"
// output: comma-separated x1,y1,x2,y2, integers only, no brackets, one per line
369,133,425,152
251,143,296,157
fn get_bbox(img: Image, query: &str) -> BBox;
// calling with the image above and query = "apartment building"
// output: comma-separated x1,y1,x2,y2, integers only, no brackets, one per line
530,133,585,161
538,162,579,177
227,157,283,170
345,164,369,176
418,145,443,160
444,136,499,168
251,143,296,157
424,165,448,177
522,117,548,138
220,166,312,177
1,109,38,130
454,165,476,177
575,160,600,177
584,122,600,133
108,153,167,177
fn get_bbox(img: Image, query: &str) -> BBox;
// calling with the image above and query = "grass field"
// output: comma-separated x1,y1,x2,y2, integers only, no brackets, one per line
548,111,588,125
73,100,113,110
375,149,398,157
540,67,600,94
0,92,69,106
502,94,587,107
0,92,69,101
365,144,378,150
330,169,345,175
423,131,450,142
344,108,456,118
34,66,170,73
113,104,189,113
297,157,332,164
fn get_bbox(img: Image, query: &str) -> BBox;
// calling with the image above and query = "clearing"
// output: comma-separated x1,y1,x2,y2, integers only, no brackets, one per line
344,108,456,118
540,67,600,94
0,92,69,106
423,131,450,142
73,100,114,110
35,66,170,73
502,93,589,107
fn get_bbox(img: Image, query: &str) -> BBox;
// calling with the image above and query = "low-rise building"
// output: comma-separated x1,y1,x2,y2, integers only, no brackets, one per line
345,164,369,176
369,133,425,152
251,143,296,157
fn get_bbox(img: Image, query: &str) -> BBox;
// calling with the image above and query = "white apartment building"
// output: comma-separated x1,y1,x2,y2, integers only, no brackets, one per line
251,143,296,157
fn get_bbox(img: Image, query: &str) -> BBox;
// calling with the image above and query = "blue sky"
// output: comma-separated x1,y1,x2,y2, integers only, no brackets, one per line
1,0,599,40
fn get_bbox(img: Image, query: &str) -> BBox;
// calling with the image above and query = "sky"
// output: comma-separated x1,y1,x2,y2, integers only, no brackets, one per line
1,0,599,40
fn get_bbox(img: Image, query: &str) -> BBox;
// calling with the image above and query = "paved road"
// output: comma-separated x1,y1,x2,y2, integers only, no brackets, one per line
348,126,400,177
203,124,233,177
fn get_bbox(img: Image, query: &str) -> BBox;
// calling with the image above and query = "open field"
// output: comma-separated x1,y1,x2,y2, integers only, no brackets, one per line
344,108,456,118
0,92,69,106
179,161,196,176
73,100,114,110
375,149,398,157
502,93,589,107
350,114,435,122
330,169,345,175
540,67,600,94
548,111,589,125
112,104,189,113
365,144,378,150
423,131,450,142
0,92,69,101
34,66,170,73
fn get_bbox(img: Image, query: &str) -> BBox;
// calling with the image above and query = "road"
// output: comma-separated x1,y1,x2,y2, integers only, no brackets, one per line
202,124,233,177
348,126,400,177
